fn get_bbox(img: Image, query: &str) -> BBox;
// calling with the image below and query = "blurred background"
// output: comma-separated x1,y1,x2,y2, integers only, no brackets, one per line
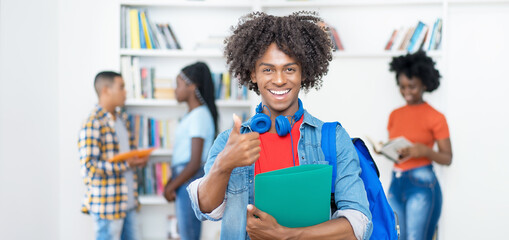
1,0,508,239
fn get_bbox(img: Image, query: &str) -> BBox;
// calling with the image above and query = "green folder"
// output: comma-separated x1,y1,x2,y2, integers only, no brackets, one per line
254,164,332,228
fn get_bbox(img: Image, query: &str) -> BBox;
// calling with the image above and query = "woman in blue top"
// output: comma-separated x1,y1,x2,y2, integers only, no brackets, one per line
163,62,218,240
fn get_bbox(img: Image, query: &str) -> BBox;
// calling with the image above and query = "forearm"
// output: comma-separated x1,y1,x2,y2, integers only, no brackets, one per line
168,159,201,189
427,149,452,165
198,155,232,213
283,218,356,240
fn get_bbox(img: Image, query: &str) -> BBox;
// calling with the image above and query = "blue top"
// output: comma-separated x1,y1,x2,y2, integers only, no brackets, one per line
187,110,372,239
172,105,215,166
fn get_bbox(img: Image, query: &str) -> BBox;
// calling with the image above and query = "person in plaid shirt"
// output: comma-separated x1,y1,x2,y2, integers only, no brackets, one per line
78,71,149,240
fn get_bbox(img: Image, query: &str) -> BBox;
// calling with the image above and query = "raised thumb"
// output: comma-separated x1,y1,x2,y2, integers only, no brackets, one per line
232,113,242,134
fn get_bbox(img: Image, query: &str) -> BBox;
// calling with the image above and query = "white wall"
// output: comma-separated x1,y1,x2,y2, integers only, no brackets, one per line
441,3,509,238
1,1,508,239
0,0,59,239
57,0,119,239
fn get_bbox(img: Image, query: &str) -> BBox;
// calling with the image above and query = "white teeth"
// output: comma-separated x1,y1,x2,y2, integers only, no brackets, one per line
269,89,290,95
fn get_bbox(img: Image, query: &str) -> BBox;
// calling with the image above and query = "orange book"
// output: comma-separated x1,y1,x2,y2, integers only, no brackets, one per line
108,148,156,162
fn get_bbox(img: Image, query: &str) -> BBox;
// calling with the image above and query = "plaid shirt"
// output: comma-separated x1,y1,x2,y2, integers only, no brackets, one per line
78,105,138,220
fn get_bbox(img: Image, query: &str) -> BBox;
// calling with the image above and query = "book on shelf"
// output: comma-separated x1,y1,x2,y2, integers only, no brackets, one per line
137,162,172,196
121,57,177,100
429,18,443,50
211,71,248,101
406,21,427,53
385,18,443,53
384,29,399,51
318,22,344,51
153,78,175,100
121,7,182,50
128,114,178,150
329,25,345,51
128,9,141,49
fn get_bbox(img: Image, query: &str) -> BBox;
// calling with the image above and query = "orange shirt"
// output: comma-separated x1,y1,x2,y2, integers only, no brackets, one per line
254,117,303,175
388,102,449,171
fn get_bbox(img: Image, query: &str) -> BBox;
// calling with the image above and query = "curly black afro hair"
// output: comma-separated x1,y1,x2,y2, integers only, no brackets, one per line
389,51,441,92
224,11,333,94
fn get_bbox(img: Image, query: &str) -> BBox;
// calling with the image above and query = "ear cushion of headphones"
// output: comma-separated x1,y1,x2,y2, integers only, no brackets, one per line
275,115,291,137
251,113,271,134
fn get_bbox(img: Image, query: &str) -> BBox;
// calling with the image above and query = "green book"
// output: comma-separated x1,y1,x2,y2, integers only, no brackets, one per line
254,164,332,228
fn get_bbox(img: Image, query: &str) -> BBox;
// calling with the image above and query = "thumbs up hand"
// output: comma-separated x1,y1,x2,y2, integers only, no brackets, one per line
217,114,261,171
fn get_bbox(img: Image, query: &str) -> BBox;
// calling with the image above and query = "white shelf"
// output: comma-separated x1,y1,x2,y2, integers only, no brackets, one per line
120,49,223,58
333,50,442,58
138,195,169,205
151,148,173,156
260,0,444,8
126,98,251,107
447,0,509,4
215,99,252,107
126,98,180,106
120,0,252,8
121,49,442,59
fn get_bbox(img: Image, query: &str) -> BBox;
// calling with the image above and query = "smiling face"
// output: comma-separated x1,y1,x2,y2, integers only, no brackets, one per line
251,43,302,118
398,73,426,105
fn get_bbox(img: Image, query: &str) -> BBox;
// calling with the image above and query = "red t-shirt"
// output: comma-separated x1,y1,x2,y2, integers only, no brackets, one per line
254,117,303,175
388,102,449,171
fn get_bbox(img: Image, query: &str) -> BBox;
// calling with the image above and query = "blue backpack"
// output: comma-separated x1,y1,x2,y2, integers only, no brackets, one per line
322,122,399,240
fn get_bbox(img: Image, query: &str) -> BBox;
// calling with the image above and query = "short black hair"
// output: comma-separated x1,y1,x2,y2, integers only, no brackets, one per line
389,51,441,92
224,11,333,94
94,71,122,96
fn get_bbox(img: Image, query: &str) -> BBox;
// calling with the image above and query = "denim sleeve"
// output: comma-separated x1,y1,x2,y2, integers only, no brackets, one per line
187,129,231,221
334,125,373,239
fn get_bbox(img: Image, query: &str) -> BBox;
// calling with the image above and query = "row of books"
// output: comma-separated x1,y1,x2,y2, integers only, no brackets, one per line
121,56,248,101
121,57,176,100
121,7,181,50
128,114,178,150
136,162,172,196
121,57,175,100
384,18,443,53
212,71,249,101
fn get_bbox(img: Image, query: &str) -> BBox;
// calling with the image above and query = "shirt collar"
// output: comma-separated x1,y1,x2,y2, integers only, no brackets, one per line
95,104,124,121
240,109,319,131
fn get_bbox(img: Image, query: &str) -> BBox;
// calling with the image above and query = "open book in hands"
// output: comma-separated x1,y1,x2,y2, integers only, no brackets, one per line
367,136,413,163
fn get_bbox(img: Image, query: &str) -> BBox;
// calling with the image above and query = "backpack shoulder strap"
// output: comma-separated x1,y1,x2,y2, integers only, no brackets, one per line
321,122,340,193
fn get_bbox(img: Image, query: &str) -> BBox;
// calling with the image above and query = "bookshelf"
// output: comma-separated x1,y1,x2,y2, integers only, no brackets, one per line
120,1,253,240
117,0,507,239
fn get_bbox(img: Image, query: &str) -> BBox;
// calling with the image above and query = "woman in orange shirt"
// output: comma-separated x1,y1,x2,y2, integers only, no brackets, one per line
387,51,452,240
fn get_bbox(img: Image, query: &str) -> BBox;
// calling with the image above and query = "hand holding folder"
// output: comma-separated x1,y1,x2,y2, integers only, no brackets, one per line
108,147,156,163
254,164,332,228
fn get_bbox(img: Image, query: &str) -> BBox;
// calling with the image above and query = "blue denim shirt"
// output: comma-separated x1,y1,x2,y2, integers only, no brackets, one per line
188,110,372,239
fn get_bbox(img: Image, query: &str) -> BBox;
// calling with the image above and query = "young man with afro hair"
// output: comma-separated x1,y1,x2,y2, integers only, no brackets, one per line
187,12,372,240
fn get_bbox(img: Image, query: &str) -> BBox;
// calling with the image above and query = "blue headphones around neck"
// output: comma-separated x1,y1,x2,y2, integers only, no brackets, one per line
250,98,304,137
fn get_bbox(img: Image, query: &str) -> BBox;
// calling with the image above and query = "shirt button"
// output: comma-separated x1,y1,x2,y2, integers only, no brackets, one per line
249,180,252,183
301,156,304,159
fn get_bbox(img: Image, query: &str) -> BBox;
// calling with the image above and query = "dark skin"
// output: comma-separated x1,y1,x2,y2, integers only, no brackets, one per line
198,43,358,240
395,74,452,166
164,76,206,201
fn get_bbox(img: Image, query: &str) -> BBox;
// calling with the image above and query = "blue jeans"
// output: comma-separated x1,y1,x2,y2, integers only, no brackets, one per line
93,208,141,240
388,165,442,240
173,164,205,240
